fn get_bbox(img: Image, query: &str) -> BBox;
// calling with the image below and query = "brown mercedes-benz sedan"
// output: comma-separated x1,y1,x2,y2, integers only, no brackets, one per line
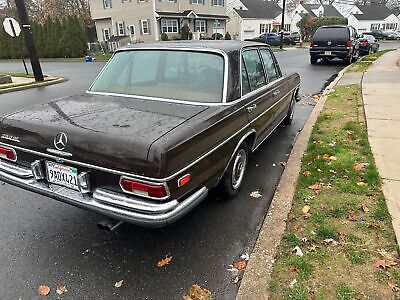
0,41,300,227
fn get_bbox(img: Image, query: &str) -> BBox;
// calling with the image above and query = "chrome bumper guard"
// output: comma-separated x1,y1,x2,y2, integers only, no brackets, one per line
0,159,208,227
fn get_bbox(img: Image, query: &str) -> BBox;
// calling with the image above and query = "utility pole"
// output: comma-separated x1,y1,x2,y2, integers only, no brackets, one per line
14,0,44,82
279,0,287,50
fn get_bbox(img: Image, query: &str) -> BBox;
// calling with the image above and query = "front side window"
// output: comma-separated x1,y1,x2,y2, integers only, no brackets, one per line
141,20,150,34
161,19,178,33
195,20,206,33
90,50,225,103
260,48,280,82
242,50,266,91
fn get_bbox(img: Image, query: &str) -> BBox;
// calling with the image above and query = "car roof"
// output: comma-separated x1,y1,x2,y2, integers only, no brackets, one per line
117,40,268,54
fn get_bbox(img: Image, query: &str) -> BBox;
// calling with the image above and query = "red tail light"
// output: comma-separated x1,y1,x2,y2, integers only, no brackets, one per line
360,41,369,45
120,178,168,199
0,146,17,161
310,39,314,48
346,40,351,49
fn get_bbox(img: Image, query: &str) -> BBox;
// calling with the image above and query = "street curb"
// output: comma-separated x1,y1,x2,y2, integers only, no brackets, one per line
0,77,66,94
236,64,352,300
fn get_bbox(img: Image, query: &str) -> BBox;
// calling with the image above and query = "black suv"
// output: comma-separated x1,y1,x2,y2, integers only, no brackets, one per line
310,25,360,65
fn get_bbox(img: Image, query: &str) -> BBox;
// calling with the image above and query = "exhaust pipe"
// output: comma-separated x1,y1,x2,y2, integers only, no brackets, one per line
97,218,124,232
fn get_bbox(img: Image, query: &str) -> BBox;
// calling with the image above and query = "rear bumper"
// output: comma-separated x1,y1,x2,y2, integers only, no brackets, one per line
0,159,208,227
310,49,351,59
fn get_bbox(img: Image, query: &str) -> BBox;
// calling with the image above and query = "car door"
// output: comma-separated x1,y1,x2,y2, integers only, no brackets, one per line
241,48,279,147
259,48,290,124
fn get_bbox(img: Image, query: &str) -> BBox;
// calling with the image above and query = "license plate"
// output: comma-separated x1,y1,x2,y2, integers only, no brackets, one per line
46,161,79,190
325,51,332,55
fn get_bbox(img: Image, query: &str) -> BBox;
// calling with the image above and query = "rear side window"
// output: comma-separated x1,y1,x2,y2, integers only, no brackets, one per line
313,27,349,40
242,50,266,92
260,49,280,82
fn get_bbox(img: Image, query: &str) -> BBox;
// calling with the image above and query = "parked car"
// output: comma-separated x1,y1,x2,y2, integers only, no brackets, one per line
358,34,380,55
385,31,400,40
247,33,296,46
284,32,301,43
0,41,301,228
310,25,360,65
368,30,387,40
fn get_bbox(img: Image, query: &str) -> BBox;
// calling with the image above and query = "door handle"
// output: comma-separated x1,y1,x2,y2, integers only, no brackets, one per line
273,90,281,97
246,104,257,113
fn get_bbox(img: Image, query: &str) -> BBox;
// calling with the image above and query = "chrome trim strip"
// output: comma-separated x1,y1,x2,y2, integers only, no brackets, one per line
46,148,73,157
119,176,171,201
0,162,208,227
0,159,33,178
87,47,229,105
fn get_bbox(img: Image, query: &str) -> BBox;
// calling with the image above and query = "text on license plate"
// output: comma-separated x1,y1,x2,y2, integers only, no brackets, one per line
325,51,332,55
46,161,79,190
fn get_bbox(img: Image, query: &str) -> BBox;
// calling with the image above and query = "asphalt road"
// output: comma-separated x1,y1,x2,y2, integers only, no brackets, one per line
0,45,388,299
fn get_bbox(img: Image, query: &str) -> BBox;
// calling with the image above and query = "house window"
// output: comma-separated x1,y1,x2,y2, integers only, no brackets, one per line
129,25,135,35
190,0,204,4
195,20,206,32
284,24,291,32
385,23,397,30
103,28,110,41
103,0,112,8
161,19,178,33
212,0,223,6
370,23,380,31
141,20,150,34
260,24,268,34
122,0,129,2
116,22,125,36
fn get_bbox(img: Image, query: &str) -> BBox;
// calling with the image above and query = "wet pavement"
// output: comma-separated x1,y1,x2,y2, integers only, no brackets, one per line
0,48,350,299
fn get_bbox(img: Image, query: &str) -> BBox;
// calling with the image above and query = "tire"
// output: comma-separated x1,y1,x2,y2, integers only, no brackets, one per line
310,56,318,65
219,143,249,199
283,96,295,125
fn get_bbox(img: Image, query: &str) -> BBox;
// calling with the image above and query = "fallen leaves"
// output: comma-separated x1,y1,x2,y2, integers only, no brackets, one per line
293,246,304,257
183,284,212,300
234,260,247,271
56,285,68,295
114,280,124,288
356,182,368,187
361,204,370,213
250,190,262,199
388,282,400,292
302,205,311,215
157,255,173,267
353,163,369,172
348,213,360,221
303,170,312,177
308,183,322,191
377,249,395,261
373,259,398,270
38,285,51,296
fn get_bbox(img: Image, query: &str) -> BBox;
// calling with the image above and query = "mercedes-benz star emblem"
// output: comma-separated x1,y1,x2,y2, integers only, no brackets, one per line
54,132,68,151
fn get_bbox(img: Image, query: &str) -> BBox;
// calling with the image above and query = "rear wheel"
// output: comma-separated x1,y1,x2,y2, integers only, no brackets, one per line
283,96,295,125
219,143,249,199
310,56,318,65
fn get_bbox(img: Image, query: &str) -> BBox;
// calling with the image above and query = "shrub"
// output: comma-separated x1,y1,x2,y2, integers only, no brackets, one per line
224,32,231,40
211,33,223,40
160,32,169,41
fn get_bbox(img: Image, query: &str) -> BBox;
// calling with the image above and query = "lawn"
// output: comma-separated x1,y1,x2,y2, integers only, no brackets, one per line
347,49,395,72
269,84,399,299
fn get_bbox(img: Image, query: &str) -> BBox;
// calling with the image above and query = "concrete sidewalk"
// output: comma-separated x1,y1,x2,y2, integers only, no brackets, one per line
362,49,400,245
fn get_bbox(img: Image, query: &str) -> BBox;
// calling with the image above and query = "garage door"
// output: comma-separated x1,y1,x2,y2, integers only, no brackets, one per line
243,30,255,40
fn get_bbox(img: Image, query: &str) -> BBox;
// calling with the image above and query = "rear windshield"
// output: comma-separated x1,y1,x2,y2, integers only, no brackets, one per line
313,27,349,40
90,50,225,103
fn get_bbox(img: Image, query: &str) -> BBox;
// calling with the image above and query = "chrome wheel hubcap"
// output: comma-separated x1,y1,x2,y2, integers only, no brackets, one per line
232,149,247,190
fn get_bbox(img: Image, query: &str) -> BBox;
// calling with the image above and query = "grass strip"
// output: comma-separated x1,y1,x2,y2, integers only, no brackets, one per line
269,84,399,299
348,49,395,72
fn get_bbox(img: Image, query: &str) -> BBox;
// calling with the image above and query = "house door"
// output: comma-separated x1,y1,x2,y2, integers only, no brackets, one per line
129,25,137,44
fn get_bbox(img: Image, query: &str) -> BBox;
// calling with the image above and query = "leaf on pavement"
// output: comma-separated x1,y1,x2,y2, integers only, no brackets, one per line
114,280,124,288
250,190,262,199
234,260,247,271
38,285,50,296
388,282,400,292
157,255,173,267
56,285,68,295
308,183,322,191
373,259,398,269
183,284,212,300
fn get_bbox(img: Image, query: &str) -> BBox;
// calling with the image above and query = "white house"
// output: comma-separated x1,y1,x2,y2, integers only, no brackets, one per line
290,4,344,33
348,5,399,33
226,0,291,40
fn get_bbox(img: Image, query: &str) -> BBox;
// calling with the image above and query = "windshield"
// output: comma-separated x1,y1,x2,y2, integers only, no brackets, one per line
89,50,225,103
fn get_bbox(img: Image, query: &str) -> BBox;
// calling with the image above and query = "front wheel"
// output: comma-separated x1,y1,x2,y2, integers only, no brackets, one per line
219,144,249,199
